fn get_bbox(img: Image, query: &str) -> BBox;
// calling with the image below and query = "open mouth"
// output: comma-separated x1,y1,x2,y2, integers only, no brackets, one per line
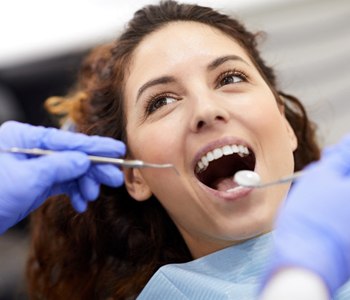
195,144,256,191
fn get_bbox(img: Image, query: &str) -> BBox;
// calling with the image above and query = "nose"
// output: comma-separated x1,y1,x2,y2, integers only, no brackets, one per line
189,94,230,132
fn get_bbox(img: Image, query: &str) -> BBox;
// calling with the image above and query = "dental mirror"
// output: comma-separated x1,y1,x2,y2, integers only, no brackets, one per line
233,170,303,189
234,170,261,187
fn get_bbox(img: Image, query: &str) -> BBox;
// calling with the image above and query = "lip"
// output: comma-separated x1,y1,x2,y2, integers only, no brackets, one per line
198,179,253,201
192,136,254,170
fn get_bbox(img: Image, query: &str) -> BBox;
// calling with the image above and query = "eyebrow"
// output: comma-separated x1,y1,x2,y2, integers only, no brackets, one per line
136,55,249,101
207,55,249,71
137,76,176,102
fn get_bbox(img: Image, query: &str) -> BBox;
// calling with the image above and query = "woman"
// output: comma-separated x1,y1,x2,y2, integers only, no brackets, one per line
26,1,326,299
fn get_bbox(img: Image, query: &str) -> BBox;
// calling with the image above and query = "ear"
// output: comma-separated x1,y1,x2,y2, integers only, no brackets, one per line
123,168,153,201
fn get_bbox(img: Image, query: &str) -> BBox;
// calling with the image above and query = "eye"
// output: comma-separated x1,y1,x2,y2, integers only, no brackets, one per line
145,94,178,114
216,69,248,88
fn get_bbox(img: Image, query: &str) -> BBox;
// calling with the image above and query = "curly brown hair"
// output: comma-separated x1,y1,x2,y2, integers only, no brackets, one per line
26,1,320,299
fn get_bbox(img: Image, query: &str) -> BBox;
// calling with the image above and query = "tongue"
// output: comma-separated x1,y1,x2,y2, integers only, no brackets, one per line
211,177,239,191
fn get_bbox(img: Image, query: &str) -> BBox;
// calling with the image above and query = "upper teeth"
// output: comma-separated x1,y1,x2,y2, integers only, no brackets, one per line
196,144,249,174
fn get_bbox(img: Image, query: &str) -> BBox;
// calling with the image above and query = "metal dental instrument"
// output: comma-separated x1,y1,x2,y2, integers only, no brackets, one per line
1,147,176,170
232,170,304,189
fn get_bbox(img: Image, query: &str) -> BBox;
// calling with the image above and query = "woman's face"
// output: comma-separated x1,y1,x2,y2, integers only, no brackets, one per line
123,22,297,258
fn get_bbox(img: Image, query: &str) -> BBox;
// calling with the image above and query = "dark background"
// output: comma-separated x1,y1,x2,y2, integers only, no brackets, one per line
0,49,90,299
0,50,88,126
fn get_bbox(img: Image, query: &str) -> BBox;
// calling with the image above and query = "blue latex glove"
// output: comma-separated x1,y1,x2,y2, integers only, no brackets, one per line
263,134,350,296
0,121,126,234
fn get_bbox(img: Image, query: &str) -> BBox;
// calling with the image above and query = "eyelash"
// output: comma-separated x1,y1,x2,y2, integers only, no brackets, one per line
143,69,249,116
216,69,248,88
144,92,178,115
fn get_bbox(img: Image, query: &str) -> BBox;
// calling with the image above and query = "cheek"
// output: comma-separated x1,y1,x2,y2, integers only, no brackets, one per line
238,100,282,133
247,94,285,133
127,122,179,162
241,97,295,162
228,90,279,123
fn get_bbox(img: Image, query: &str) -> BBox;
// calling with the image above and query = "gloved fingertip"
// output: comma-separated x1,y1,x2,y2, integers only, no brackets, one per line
102,142,126,157
70,194,88,213
76,201,88,213
113,172,125,187
89,165,125,187
116,141,127,156
86,185,100,202
79,176,100,201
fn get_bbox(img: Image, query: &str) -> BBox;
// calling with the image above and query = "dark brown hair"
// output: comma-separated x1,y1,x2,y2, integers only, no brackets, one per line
26,1,320,299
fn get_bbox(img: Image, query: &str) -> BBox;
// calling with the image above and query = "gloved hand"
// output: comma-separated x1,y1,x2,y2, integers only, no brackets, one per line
0,121,126,234
263,134,350,296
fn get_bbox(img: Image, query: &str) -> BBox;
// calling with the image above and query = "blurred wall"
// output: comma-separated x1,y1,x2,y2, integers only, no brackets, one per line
238,0,350,146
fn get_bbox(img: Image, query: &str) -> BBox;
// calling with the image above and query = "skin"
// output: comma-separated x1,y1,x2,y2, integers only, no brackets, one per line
123,22,297,258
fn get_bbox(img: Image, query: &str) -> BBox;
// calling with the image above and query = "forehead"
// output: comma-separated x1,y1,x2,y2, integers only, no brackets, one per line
126,21,253,84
